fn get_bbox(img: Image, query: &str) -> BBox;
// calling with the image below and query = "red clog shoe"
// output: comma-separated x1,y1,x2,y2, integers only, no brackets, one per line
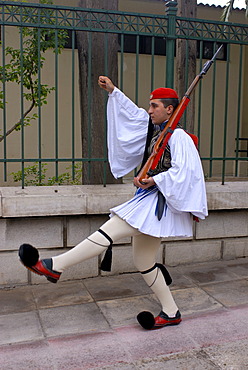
19,244,61,283
153,310,181,329
137,310,181,330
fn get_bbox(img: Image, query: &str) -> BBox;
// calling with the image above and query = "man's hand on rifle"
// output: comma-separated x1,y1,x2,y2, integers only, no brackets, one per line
133,176,155,189
98,76,115,93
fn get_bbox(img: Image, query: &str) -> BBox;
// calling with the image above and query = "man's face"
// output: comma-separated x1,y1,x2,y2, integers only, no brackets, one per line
148,99,173,125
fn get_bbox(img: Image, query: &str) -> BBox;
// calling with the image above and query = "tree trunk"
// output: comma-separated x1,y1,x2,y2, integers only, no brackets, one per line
77,0,121,184
175,0,197,133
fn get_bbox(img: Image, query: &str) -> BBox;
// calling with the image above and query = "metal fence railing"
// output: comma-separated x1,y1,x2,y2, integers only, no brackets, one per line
0,1,247,187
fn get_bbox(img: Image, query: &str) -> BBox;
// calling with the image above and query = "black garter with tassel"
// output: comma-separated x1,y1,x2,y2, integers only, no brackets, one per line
98,229,113,272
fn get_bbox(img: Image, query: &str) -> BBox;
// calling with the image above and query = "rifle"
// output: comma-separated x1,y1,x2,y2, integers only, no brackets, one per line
137,44,223,183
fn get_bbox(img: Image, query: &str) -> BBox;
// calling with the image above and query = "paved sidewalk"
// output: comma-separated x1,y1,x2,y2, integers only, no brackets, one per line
1,258,248,369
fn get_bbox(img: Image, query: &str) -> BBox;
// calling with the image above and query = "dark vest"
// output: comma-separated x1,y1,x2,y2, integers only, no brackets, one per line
138,118,182,176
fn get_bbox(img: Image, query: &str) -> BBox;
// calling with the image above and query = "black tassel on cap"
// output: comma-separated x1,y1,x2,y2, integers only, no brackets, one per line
98,229,113,272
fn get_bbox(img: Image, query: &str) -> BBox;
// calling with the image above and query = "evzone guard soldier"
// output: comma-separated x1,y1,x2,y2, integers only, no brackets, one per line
19,76,208,330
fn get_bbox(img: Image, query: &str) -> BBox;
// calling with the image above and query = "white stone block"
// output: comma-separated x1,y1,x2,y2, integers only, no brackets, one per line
196,210,248,239
206,181,248,210
164,240,222,266
223,238,248,260
0,251,28,286
1,217,63,251
67,216,91,247
85,184,134,214
0,186,87,217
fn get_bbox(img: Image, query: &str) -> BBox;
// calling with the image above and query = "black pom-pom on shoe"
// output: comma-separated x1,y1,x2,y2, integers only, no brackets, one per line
137,311,155,330
19,243,39,267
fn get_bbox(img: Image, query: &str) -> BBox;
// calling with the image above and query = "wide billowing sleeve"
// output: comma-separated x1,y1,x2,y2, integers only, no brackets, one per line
107,88,149,178
153,129,208,219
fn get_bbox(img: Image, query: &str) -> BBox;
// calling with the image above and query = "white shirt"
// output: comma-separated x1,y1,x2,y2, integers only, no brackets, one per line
107,87,208,237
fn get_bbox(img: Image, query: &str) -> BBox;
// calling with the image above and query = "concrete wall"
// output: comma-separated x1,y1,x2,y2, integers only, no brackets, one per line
0,182,247,286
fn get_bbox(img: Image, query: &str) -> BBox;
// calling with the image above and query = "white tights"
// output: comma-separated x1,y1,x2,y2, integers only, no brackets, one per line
52,215,178,316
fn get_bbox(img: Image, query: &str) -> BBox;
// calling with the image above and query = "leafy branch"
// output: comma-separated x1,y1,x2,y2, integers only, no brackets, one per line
0,0,68,142
11,163,82,186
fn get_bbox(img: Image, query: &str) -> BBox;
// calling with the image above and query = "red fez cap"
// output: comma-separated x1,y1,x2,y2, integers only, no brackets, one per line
150,87,178,100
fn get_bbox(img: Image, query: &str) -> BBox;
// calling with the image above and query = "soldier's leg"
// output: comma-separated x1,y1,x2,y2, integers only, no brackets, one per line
52,215,139,271
19,215,140,282
132,233,178,317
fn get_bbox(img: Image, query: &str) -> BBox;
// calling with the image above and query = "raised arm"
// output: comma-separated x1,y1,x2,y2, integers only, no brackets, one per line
98,76,149,179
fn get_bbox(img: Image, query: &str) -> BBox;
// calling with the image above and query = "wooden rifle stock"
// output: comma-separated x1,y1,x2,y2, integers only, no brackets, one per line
137,44,223,183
